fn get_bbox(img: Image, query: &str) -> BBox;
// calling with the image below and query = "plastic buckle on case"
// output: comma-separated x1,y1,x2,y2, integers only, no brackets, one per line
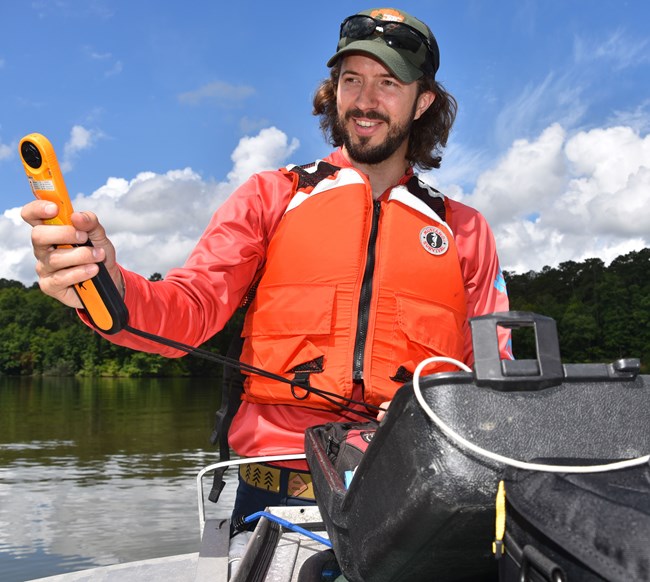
470,311,564,391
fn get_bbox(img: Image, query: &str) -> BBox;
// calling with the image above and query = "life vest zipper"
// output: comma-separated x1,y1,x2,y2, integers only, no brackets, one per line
353,199,381,381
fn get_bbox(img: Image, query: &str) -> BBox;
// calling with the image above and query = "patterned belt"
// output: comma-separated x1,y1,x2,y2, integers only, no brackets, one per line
239,462,315,500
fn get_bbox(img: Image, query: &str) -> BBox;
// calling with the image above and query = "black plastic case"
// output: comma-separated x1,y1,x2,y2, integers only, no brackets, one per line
499,462,650,582
305,312,650,582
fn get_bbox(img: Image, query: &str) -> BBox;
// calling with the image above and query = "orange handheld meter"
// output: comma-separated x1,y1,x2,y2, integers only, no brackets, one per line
19,133,128,334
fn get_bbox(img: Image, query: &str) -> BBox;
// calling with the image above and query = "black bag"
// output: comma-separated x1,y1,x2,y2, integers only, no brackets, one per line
317,421,377,485
498,462,650,582
305,312,650,582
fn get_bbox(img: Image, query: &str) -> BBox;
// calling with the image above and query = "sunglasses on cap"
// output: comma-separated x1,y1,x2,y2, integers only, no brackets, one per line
339,14,437,73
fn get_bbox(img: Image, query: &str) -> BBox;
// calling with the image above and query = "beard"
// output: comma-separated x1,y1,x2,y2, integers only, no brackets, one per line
336,106,416,165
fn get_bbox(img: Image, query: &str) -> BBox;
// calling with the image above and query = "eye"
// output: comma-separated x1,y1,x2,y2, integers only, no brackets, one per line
381,78,400,88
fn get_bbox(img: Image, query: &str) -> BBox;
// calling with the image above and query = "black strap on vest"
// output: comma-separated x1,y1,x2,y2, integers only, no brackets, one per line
208,319,246,503
404,175,446,222
289,160,341,189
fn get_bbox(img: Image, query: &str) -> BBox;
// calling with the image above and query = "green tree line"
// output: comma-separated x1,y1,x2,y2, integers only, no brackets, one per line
0,273,243,377
505,248,650,371
1,248,649,377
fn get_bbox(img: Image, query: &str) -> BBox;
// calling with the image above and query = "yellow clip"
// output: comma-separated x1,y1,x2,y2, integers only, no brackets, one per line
492,480,506,558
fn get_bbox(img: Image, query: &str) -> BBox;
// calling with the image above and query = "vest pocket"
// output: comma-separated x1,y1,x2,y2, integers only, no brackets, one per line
244,283,335,337
241,284,336,403
392,293,465,377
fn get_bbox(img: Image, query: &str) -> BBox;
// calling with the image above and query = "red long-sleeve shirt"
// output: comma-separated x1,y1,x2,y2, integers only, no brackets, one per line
83,149,510,465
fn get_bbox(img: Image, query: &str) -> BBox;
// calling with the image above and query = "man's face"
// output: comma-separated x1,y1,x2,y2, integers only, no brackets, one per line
335,54,434,165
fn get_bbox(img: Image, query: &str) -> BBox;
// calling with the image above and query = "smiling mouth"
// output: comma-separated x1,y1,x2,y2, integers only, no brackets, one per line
346,108,389,126
356,119,380,128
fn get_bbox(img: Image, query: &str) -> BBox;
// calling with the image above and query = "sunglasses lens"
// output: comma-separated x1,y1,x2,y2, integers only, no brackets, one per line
382,23,423,52
341,16,377,40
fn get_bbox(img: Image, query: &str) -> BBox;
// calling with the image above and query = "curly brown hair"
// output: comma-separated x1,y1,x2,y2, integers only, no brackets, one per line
312,61,457,171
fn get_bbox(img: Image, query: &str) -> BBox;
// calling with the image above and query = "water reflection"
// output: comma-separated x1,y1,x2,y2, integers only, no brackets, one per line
0,375,237,581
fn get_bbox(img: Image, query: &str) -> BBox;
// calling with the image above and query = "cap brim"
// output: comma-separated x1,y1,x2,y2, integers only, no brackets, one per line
326,40,422,84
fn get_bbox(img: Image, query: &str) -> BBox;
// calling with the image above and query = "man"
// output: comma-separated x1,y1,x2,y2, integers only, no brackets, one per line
21,8,510,525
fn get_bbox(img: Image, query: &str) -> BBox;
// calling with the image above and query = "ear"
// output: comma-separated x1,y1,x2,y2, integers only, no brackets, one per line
414,90,435,120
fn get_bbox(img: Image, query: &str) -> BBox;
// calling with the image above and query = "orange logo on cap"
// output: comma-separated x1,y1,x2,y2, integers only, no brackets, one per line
369,8,405,22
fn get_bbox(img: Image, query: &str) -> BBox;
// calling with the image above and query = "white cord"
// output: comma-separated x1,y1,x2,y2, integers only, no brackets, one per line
412,356,650,473
197,453,307,533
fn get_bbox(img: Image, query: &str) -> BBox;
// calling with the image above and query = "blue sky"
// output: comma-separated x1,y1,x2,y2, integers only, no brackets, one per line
1,0,649,283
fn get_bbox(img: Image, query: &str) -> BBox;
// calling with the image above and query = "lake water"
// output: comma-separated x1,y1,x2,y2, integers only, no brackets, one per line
0,375,238,582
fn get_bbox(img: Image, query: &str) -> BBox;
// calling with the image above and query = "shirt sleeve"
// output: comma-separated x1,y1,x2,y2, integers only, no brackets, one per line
448,199,512,365
79,170,294,356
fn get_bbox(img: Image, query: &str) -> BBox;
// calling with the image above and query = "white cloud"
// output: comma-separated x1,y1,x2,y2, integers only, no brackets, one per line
226,127,299,187
462,124,568,222
85,47,123,77
1,127,300,284
104,60,123,77
574,28,650,70
607,100,650,139
32,1,114,20
453,124,650,274
491,27,649,151
89,50,112,60
427,141,492,191
564,126,649,193
494,73,587,149
178,81,255,106
61,125,103,172
79,166,246,275
0,208,34,282
558,127,650,236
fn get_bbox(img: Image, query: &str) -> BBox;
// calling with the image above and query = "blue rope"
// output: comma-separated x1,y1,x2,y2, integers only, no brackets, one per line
243,511,332,548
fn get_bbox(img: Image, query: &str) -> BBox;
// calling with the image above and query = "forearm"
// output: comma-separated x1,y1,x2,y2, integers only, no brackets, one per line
77,170,292,356
78,266,243,356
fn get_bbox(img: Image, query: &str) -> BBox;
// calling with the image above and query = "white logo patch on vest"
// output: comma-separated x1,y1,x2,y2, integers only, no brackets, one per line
419,226,449,255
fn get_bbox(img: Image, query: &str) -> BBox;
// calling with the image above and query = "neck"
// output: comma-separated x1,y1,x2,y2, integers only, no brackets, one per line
341,146,410,199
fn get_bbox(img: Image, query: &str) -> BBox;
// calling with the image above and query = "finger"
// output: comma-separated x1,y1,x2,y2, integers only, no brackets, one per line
70,211,118,272
38,244,104,273
70,211,112,251
45,263,101,288
376,400,391,421
31,223,82,251
21,200,60,226
70,211,102,236
36,263,100,310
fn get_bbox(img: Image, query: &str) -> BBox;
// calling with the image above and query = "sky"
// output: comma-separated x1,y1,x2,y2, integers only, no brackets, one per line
1,0,649,285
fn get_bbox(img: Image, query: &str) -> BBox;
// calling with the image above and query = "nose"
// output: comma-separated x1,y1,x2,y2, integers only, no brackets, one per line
355,82,379,110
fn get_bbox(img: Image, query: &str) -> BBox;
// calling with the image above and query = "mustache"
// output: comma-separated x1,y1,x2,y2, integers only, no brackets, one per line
344,108,390,123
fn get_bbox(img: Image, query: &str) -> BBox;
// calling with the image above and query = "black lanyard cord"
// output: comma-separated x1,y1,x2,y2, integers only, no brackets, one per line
123,324,381,422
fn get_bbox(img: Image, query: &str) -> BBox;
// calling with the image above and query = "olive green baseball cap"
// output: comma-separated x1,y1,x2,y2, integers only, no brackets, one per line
327,7,440,83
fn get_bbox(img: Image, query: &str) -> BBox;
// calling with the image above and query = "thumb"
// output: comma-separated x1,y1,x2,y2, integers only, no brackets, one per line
71,211,120,275
377,400,391,421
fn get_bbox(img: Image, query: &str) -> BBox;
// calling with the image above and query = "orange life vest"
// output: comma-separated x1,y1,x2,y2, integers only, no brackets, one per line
240,161,467,410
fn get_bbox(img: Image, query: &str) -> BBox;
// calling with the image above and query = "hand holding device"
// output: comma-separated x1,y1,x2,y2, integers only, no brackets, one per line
19,133,128,334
